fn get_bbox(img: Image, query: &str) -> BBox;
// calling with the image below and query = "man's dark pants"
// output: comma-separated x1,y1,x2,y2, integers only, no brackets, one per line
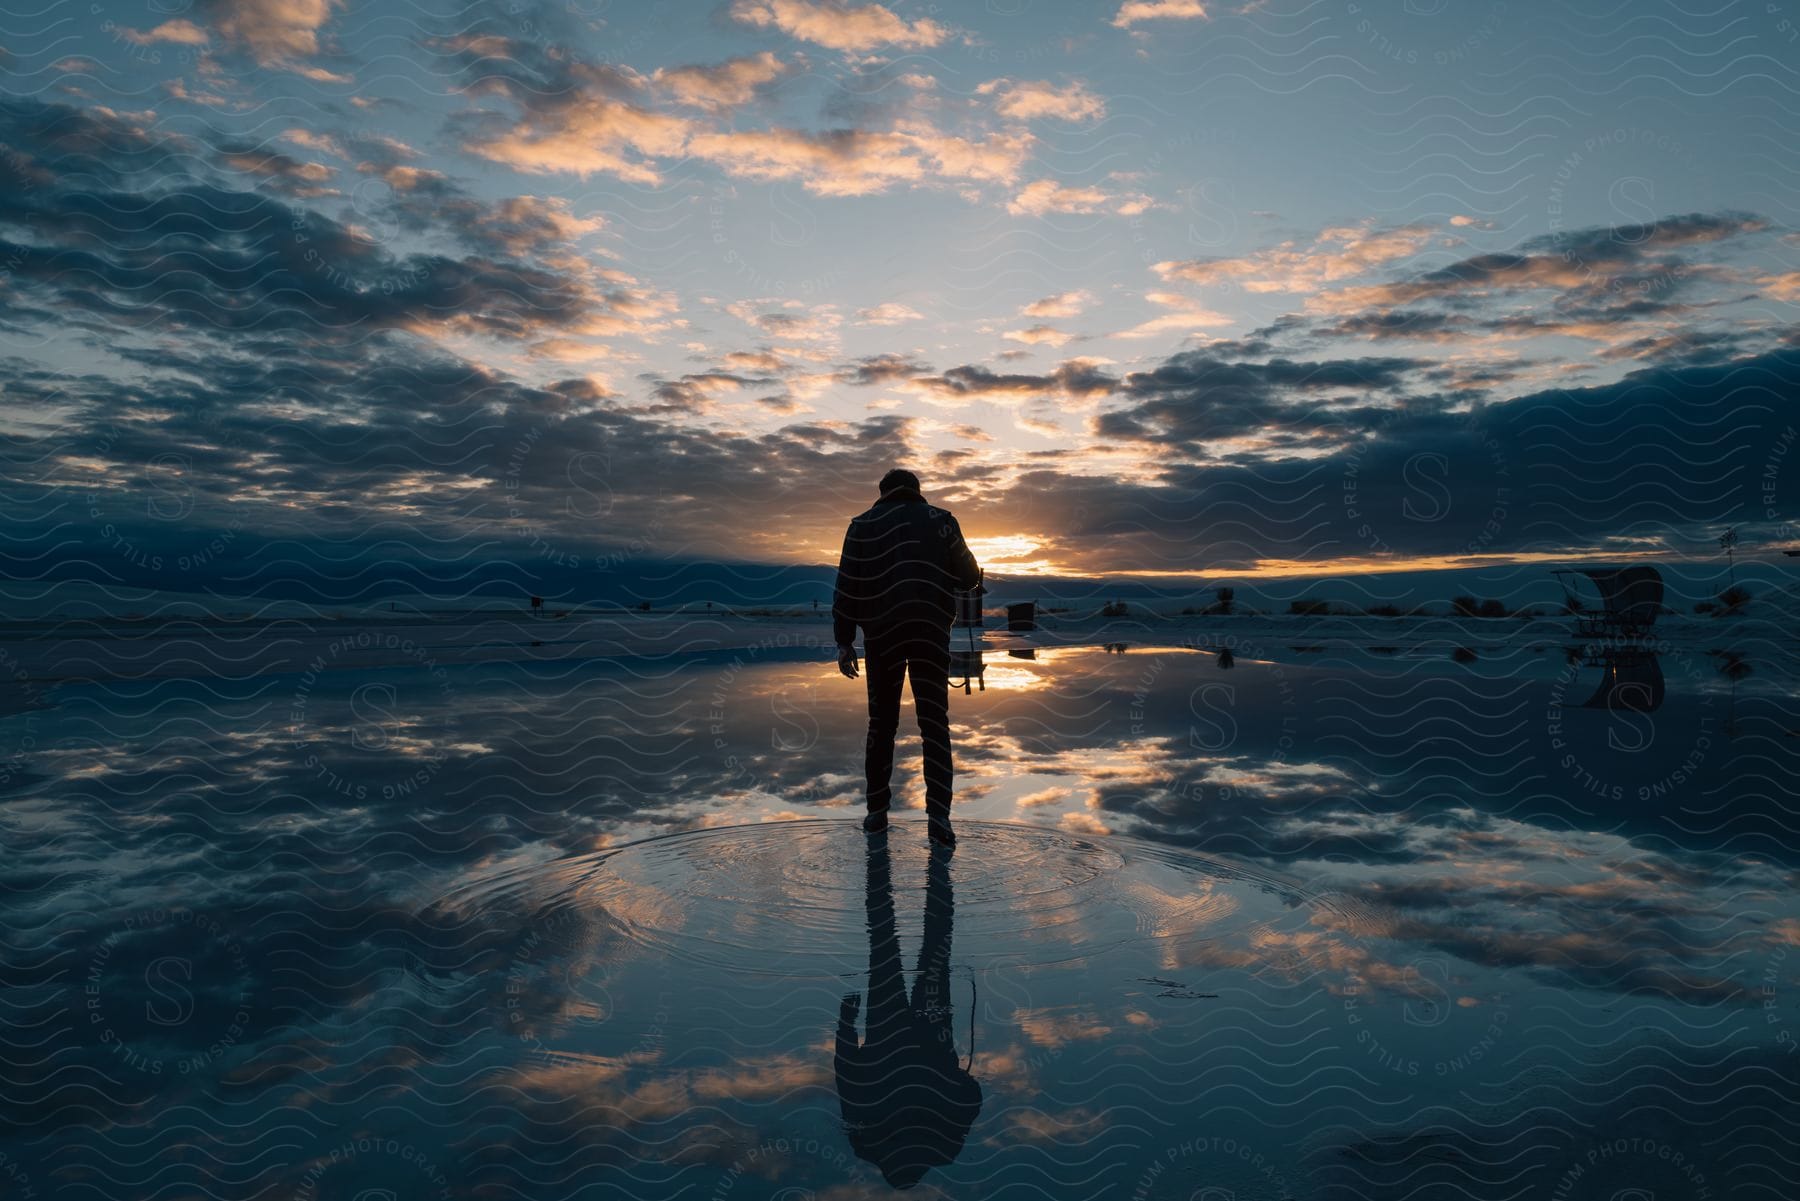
862,631,952,820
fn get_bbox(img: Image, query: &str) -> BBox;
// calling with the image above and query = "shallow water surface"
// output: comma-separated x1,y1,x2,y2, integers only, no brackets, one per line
1,636,1795,1198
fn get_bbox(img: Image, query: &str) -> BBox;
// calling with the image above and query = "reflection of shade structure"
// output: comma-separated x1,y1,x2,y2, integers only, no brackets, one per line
949,648,985,694
834,839,981,1189
1555,564,1663,637
13,635,1800,1201
1579,650,1665,712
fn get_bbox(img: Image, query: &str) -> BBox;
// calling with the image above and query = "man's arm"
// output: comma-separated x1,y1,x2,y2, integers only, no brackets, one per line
831,521,861,647
831,522,862,679
945,514,981,594
836,991,861,1063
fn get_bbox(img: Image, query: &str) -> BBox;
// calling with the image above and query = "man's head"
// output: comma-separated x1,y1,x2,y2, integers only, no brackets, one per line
878,468,920,496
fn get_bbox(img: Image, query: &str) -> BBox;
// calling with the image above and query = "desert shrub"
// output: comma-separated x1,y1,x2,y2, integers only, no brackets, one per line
1288,598,1331,616
1715,652,1752,681
1476,598,1508,619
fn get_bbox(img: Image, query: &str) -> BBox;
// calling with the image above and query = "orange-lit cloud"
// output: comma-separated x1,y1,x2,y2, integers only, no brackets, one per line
117,19,210,46
1004,324,1075,347
1015,1007,1113,1047
471,196,607,257
1059,811,1111,835
281,128,344,156
730,0,951,52
855,301,925,325
466,91,691,183
1024,290,1094,318
727,299,843,343
1759,271,1800,301
1112,0,1209,29
687,124,1033,196
1009,178,1152,216
653,51,792,111
1112,290,1235,339
206,0,341,64
978,78,1107,123
1155,221,1438,294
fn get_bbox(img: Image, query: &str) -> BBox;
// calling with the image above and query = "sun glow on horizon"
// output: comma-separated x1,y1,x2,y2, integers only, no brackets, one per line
966,534,1068,576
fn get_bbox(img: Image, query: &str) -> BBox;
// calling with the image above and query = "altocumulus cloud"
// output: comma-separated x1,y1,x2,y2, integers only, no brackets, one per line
1,91,1794,600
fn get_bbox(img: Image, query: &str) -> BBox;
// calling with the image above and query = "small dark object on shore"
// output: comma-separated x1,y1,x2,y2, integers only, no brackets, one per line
1453,646,1477,664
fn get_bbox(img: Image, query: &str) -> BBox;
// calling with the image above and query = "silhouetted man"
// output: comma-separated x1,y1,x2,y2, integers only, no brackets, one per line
832,469,982,846
835,836,982,1188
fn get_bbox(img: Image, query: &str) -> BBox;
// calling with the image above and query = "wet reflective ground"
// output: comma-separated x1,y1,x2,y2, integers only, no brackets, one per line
3,633,1797,1198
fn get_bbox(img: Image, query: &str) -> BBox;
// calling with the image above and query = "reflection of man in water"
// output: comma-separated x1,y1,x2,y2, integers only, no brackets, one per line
834,836,982,1189
832,468,983,846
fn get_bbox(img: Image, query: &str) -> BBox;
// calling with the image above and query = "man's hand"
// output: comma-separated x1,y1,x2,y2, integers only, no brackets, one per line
837,644,859,679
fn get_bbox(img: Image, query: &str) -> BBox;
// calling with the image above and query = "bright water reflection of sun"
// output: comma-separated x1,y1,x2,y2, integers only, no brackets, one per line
972,645,1093,690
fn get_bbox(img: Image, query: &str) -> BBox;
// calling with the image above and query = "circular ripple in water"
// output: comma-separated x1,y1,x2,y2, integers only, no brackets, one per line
439,820,1349,978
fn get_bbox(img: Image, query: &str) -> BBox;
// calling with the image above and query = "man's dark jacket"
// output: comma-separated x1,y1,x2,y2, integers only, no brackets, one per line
832,487,981,647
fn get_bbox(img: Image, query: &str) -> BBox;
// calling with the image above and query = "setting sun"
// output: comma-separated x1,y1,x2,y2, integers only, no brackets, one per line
965,535,1069,577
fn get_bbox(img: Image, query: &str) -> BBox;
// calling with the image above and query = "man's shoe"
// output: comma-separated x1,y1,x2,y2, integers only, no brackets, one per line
927,817,955,848
862,810,889,834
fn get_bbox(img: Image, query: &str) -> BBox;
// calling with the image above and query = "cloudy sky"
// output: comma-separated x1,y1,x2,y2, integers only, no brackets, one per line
1,0,1796,602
